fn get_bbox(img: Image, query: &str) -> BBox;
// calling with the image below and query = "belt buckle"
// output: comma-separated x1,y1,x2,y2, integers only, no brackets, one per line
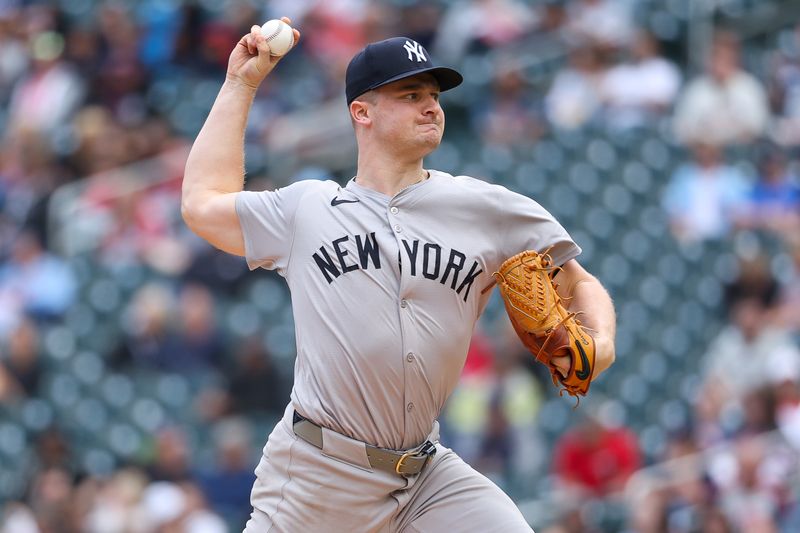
395,451,414,475
395,441,436,476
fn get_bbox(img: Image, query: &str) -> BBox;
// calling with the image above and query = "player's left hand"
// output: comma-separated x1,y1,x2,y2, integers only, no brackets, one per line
551,354,571,378
492,249,597,399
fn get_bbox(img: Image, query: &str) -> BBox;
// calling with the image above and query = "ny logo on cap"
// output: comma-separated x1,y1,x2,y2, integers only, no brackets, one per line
403,40,426,62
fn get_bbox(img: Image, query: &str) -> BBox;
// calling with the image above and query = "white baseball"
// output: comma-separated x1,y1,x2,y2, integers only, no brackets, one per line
260,19,294,57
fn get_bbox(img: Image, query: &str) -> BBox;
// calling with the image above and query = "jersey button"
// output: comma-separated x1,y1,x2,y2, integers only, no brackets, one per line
406,403,414,412
406,353,415,362
400,299,408,308
393,224,402,233
390,207,399,215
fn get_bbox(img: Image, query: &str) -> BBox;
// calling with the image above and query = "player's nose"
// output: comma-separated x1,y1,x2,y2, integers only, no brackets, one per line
421,95,441,117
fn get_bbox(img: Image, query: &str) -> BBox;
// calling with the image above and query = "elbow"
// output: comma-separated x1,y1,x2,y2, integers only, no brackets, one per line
181,194,202,233
181,196,193,227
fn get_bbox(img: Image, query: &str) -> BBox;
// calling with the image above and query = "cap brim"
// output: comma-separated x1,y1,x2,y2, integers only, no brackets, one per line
361,66,463,98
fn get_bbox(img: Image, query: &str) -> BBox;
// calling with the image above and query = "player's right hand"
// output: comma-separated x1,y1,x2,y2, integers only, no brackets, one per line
226,17,300,90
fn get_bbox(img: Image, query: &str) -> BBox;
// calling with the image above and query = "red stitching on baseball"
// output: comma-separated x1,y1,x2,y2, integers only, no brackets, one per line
264,25,282,43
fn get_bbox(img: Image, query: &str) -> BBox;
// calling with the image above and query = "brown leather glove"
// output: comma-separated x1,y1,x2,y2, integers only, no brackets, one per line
490,250,595,398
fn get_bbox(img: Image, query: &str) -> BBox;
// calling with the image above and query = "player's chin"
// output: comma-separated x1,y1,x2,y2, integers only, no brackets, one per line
415,137,441,157
417,129,443,147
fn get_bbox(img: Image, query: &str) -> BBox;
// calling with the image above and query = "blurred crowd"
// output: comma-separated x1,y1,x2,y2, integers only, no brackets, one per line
1,0,800,532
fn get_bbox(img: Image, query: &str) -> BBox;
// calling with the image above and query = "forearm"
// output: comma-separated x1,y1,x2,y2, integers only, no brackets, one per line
565,274,617,378
182,78,257,208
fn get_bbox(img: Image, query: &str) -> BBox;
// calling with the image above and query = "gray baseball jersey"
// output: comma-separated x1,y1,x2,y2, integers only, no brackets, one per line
236,169,580,451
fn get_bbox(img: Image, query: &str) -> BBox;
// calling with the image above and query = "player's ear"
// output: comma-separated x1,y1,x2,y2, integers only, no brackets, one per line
350,99,372,126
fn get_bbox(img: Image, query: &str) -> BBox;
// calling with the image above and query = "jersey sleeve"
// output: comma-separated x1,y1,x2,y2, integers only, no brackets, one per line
497,185,582,267
235,180,319,272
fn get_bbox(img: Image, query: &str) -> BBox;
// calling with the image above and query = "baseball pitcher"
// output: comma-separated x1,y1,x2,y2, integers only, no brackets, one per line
182,18,617,533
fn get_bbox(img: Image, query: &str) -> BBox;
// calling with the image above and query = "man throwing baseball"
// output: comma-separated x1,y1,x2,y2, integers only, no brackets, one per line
182,18,616,533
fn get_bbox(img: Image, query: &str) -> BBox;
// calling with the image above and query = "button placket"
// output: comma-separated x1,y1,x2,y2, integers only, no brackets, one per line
393,203,416,436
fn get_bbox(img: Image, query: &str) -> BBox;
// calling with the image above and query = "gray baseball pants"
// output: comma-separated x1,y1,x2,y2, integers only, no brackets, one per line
243,404,533,532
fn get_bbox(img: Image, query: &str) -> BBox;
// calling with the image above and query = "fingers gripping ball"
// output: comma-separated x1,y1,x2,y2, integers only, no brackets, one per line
492,250,596,399
260,19,294,57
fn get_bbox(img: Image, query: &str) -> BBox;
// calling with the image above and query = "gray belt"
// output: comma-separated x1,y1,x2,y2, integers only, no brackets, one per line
292,410,436,477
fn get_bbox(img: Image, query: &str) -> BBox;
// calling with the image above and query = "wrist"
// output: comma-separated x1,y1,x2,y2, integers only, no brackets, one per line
224,74,260,95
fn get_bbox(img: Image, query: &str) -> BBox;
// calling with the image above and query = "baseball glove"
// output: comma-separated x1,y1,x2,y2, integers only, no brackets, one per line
487,250,596,399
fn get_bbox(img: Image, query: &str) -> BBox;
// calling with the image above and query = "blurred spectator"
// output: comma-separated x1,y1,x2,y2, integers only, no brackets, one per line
63,22,103,81
541,506,600,533
6,31,85,141
397,2,442,49
196,418,256,529
700,297,800,423
566,0,634,50
627,432,724,533
694,382,728,448
736,387,778,438
161,283,225,372
83,468,149,533
768,23,800,146
734,149,800,236
699,508,736,533
0,131,68,249
67,106,130,176
0,230,77,331
552,400,641,497
35,426,74,473
673,32,770,146
775,237,800,332
723,255,779,312
442,325,544,492
225,336,288,417
475,391,513,479
711,437,795,531
662,143,749,243
434,0,537,63
180,483,229,533
663,477,725,533
112,282,175,370
145,426,192,483
0,364,16,402
471,64,543,146
774,378,800,450
0,11,28,101
27,467,82,533
473,348,543,487
628,489,669,533
600,30,681,129
138,480,226,533
0,502,40,533
545,45,605,129
139,481,188,531
0,317,42,398
92,4,148,116
460,327,496,378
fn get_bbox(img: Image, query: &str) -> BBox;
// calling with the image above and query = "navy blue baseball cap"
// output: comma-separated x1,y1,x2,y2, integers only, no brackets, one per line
345,37,463,105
